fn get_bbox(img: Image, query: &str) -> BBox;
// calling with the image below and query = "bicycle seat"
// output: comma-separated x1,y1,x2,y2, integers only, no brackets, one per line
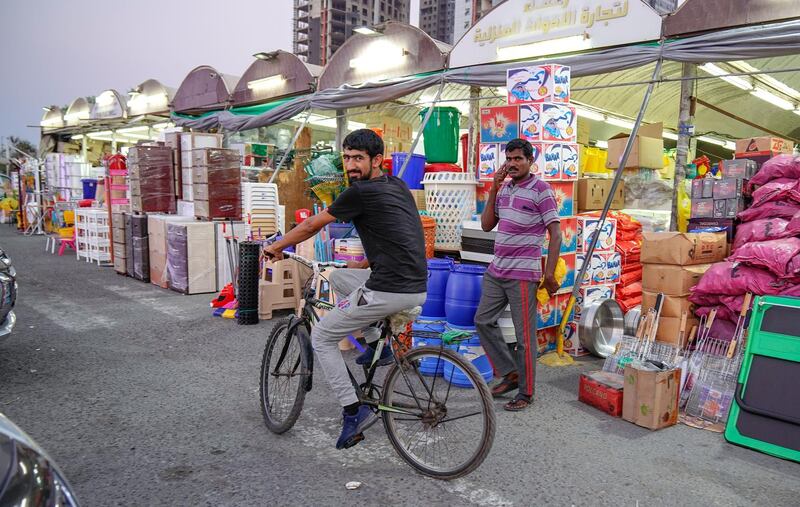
388,306,422,335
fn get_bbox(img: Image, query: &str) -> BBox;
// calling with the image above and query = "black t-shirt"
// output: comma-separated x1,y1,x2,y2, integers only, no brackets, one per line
328,175,427,293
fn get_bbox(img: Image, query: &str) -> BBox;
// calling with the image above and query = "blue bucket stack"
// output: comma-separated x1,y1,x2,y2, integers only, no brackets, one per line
411,260,494,387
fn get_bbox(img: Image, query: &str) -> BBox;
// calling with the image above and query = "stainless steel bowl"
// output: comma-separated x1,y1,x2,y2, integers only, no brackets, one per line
624,305,642,336
579,299,625,358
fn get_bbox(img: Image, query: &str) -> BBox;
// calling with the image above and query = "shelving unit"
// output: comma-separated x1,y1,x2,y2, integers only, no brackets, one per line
75,208,111,265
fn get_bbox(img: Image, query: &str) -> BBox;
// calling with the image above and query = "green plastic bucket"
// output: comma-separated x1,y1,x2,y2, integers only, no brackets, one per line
420,106,460,163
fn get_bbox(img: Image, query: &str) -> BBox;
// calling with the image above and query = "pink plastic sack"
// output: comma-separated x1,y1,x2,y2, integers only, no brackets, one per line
788,210,800,236
689,292,721,307
738,200,800,222
750,154,800,186
695,305,737,324
728,237,800,277
732,218,789,251
692,262,783,296
780,283,800,297
750,178,800,208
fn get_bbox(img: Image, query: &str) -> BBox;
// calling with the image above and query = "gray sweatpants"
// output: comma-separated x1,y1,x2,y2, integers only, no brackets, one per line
312,268,427,407
474,271,538,398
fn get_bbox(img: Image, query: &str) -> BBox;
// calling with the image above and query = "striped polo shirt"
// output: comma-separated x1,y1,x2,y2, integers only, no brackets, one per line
487,174,560,282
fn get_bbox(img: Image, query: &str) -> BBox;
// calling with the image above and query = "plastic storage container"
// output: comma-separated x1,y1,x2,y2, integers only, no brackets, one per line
425,163,462,173
420,107,460,163
411,320,446,376
421,258,454,318
442,325,494,387
81,178,98,199
391,152,426,190
445,264,486,327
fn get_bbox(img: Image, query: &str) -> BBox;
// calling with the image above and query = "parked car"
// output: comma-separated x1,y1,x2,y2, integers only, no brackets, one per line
0,247,16,341
0,412,79,505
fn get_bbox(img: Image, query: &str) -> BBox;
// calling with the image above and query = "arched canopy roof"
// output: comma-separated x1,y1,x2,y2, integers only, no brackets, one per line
64,97,91,126
40,106,64,130
171,65,239,114
128,78,175,116
231,50,320,107
318,21,449,91
90,89,127,120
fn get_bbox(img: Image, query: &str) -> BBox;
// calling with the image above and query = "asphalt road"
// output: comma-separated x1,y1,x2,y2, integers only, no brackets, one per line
0,227,798,506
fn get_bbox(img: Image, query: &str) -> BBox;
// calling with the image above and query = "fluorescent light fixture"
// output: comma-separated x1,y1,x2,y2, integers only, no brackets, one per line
152,122,172,129
95,92,116,107
349,42,408,70
71,135,84,140
751,87,795,110
731,61,800,100
662,131,679,141
87,131,113,139
595,140,608,149
64,112,85,122
794,109,800,117
573,106,604,122
42,106,52,112
354,26,379,35
699,63,752,90
117,126,150,134
724,141,736,151
247,75,286,92
497,34,591,61
697,136,728,147
605,117,635,130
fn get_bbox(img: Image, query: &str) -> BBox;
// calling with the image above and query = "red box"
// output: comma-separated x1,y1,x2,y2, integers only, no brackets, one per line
578,371,625,417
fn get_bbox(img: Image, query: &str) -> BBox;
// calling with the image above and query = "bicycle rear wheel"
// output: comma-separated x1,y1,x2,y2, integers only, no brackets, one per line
381,346,496,479
259,317,310,434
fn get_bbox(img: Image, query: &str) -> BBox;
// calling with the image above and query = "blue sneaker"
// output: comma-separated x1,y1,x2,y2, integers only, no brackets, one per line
355,344,394,366
336,405,373,449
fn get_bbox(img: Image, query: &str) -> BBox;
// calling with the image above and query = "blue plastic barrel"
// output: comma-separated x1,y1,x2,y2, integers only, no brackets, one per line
420,258,453,319
411,320,446,377
391,152,426,190
442,325,493,387
445,264,486,327
81,178,98,199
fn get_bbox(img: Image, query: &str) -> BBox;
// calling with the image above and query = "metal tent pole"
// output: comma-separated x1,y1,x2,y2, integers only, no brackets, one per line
268,111,311,184
396,77,446,180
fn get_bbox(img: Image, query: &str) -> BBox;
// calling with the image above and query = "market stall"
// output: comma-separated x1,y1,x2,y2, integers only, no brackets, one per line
171,65,239,115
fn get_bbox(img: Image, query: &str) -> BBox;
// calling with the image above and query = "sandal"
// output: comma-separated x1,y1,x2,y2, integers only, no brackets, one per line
504,395,532,412
491,372,519,398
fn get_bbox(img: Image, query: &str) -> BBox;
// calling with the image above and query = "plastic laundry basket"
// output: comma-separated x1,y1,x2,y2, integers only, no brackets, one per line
423,172,477,250
420,107,460,163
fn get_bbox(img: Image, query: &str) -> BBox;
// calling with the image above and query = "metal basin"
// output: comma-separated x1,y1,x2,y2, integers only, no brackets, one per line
579,299,624,358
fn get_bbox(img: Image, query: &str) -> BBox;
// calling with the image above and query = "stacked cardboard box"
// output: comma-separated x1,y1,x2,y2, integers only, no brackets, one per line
367,115,413,158
112,212,127,275
577,178,625,212
128,145,176,214
125,214,150,282
166,221,217,295
190,148,242,220
640,232,727,345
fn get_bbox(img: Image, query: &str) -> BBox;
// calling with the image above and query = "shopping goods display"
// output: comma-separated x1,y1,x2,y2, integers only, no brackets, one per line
191,148,242,220
128,145,176,213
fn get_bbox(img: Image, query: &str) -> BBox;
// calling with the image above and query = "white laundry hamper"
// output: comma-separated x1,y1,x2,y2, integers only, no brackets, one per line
422,172,477,251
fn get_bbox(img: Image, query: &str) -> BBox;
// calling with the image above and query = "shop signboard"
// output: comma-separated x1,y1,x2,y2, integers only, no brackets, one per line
450,0,662,69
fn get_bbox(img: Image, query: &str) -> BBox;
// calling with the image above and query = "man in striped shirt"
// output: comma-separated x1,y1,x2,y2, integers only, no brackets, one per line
475,138,562,411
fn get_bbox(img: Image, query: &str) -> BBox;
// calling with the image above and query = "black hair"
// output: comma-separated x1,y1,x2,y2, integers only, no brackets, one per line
505,138,533,160
343,129,384,158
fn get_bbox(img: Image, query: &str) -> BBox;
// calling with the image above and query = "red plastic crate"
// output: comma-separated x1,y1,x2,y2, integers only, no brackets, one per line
579,371,624,417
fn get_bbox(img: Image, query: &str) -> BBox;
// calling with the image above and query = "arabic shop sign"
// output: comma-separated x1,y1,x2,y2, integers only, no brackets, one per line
449,0,662,68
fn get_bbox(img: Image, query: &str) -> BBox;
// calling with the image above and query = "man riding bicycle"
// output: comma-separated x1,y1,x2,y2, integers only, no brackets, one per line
264,129,427,450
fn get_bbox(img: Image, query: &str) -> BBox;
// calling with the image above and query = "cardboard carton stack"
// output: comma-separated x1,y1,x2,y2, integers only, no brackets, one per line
128,145,176,214
733,136,794,172
190,148,242,220
640,232,727,346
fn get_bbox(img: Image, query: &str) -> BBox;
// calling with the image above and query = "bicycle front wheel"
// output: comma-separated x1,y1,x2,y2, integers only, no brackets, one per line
259,317,310,434
381,346,496,480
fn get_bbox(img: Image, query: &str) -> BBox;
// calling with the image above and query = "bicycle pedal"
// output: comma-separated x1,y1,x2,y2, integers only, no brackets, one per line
341,433,365,449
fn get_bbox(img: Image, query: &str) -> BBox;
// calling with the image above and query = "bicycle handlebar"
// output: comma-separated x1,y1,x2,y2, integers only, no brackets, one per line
282,251,346,269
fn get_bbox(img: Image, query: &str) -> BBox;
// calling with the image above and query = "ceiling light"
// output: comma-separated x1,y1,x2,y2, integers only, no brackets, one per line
731,61,800,100
95,92,116,107
724,141,736,151
595,140,608,149
42,106,53,112
605,117,635,130
497,34,591,61
751,87,795,110
573,106,604,122
247,75,286,92
699,63,753,90
117,126,150,134
152,122,172,129
662,131,679,141
87,131,113,139
71,135,84,140
349,42,408,71
697,136,728,147
354,26,379,35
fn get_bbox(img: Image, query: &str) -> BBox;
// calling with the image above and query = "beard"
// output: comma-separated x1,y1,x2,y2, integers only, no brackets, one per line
348,171,367,182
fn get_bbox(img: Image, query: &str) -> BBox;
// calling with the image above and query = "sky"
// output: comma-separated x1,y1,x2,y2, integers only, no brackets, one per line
0,0,421,146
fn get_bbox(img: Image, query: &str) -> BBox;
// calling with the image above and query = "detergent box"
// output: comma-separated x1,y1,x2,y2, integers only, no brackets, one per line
576,216,617,253
543,143,562,180
548,181,576,217
537,296,557,329
575,284,615,320
604,251,622,284
563,321,589,357
555,253,576,293
576,252,607,286
560,143,579,180
546,216,577,255
478,143,499,181
541,103,577,143
507,65,554,104
536,326,558,355
480,106,519,143
519,104,542,142
530,142,544,177
552,65,571,103
555,292,575,323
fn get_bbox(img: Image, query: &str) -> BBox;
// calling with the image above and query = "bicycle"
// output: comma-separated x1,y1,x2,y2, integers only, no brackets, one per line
259,252,496,480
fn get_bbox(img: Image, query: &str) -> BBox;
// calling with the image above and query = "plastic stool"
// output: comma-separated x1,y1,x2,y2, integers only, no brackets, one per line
58,237,76,256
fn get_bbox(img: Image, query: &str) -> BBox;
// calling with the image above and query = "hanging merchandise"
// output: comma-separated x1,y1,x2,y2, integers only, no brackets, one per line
419,107,460,164
304,152,345,206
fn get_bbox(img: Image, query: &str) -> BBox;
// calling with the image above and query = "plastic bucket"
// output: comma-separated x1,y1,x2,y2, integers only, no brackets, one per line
411,320,446,377
421,258,454,319
391,152,426,190
442,325,493,387
82,178,98,199
445,264,486,327
420,107,460,163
